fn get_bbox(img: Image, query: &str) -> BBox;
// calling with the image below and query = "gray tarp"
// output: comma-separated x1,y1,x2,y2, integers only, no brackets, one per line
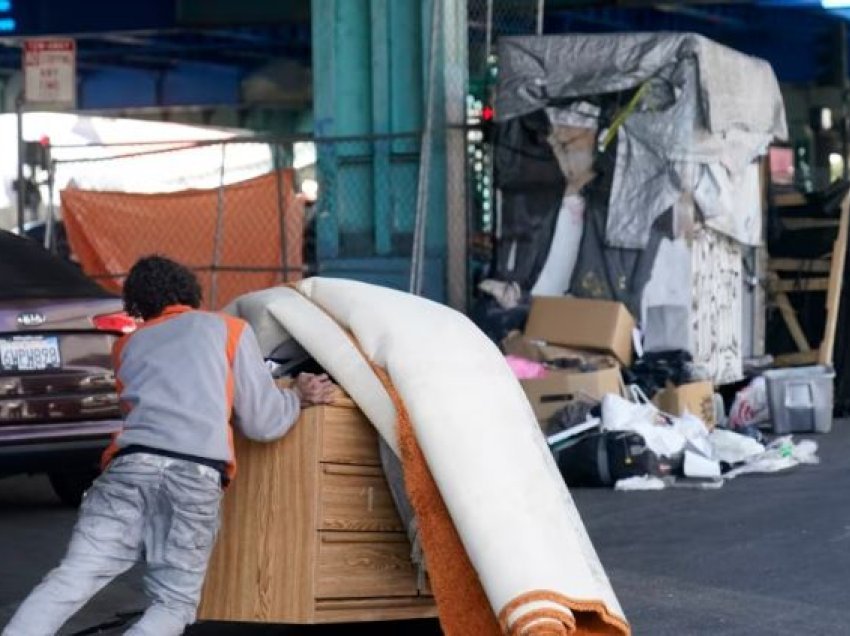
496,33,788,249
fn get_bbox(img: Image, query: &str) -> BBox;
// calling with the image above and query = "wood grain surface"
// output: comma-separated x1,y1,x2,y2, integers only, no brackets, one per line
198,399,437,624
319,464,405,533
320,407,382,466
316,531,420,599
198,408,320,623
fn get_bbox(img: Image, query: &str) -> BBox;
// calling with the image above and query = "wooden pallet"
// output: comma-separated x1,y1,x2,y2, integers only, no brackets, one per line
768,193,849,367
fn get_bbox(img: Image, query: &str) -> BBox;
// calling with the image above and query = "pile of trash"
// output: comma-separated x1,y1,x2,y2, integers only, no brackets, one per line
498,294,828,492
546,389,819,492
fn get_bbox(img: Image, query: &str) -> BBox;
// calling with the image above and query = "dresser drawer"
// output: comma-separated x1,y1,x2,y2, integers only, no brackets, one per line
315,532,419,599
319,464,404,533
319,406,381,465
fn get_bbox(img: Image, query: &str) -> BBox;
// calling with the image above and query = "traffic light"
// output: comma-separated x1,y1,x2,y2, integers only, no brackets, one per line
481,104,494,144
23,137,50,170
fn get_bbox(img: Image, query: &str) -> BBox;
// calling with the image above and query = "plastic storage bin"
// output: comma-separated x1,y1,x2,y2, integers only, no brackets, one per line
763,365,835,434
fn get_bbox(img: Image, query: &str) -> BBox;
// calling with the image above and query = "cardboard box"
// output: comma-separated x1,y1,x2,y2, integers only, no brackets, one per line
520,366,623,422
653,381,716,430
502,331,618,369
524,297,635,365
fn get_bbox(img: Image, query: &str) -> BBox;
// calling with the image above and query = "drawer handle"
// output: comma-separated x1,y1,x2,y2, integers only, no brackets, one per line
367,486,374,512
323,463,384,477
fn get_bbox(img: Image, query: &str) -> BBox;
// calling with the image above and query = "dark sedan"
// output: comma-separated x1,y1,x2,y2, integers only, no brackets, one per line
0,230,135,505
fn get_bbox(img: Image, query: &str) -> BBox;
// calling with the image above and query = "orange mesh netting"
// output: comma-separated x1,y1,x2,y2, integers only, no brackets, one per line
61,169,303,309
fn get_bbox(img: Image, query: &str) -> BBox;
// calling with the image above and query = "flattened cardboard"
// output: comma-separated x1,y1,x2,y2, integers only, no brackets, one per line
521,366,623,422
653,381,716,430
502,331,618,369
524,297,635,365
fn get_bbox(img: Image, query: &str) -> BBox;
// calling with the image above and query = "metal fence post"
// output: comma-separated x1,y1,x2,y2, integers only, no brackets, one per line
274,142,290,283
444,0,469,311
210,142,227,309
16,93,24,235
536,0,545,35
45,158,56,252
410,0,441,296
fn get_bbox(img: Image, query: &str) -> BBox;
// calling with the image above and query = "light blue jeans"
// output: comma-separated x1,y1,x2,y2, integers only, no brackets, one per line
3,453,223,636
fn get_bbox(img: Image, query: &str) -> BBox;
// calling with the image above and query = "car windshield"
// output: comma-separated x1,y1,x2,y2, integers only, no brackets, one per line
0,231,113,300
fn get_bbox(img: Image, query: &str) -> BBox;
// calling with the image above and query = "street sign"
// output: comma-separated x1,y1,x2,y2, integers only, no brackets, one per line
22,38,76,108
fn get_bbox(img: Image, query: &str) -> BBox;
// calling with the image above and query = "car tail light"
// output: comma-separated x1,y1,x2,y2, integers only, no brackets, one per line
93,312,138,334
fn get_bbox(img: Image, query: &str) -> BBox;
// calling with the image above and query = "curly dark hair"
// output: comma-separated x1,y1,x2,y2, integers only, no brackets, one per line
123,256,202,320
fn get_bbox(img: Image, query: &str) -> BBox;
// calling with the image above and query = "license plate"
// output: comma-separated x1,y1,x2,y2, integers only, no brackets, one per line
0,336,62,372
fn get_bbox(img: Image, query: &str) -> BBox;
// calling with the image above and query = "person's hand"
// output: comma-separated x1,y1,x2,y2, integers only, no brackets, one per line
294,372,335,406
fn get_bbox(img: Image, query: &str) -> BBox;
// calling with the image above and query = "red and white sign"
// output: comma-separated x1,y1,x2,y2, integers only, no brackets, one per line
23,38,77,107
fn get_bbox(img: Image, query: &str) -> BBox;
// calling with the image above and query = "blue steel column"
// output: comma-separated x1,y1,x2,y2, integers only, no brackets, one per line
311,0,459,301
388,0,424,250
421,0,447,258
371,0,392,255
312,0,373,259
311,0,337,259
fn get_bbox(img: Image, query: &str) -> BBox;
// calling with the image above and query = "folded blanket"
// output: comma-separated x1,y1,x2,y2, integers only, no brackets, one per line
227,279,630,635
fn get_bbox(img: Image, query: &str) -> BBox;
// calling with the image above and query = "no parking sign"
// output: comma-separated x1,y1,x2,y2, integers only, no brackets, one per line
23,38,76,108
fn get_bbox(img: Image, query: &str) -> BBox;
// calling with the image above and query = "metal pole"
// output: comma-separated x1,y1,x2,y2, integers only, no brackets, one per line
841,21,849,181
492,185,502,275
444,0,469,310
410,0,441,295
536,0,545,35
16,94,24,235
210,143,227,309
484,0,494,64
45,159,56,252
844,90,850,182
273,143,290,283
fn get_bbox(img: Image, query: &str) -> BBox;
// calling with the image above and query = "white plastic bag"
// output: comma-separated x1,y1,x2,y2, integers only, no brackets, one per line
602,392,687,458
601,390,660,431
709,428,765,465
722,436,819,479
614,475,667,491
792,439,820,465
673,409,712,441
728,376,770,429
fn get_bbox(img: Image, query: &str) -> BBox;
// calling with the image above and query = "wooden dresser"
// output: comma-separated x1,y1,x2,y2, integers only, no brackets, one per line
198,391,437,624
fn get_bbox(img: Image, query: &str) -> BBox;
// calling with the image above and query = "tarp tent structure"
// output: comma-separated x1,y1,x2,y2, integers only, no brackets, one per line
490,32,788,384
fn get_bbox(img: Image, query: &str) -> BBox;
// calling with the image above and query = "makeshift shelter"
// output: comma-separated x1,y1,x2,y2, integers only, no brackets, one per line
490,33,788,385
61,170,303,309
482,32,848,497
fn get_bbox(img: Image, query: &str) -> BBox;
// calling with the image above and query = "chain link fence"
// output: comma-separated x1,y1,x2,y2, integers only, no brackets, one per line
48,133,432,308
466,0,546,292
314,131,460,303
313,133,421,261
468,0,544,79
50,137,307,310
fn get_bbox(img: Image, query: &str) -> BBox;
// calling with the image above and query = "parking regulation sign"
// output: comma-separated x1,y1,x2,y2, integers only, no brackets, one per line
23,38,76,108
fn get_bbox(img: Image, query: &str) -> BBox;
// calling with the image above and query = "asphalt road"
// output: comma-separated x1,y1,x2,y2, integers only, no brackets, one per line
1,423,848,635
